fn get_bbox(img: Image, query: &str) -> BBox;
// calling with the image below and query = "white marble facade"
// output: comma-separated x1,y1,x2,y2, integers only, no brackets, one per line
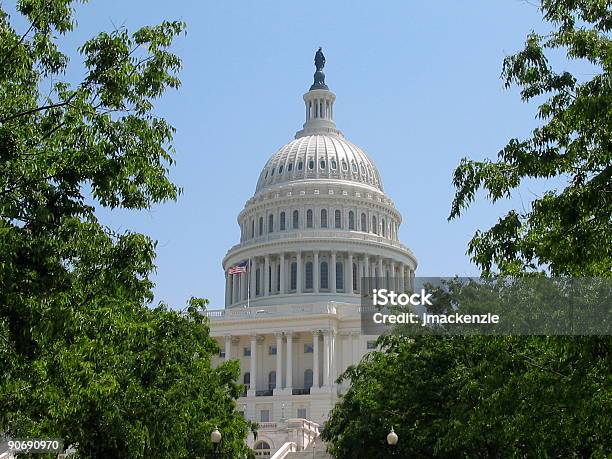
205,57,417,457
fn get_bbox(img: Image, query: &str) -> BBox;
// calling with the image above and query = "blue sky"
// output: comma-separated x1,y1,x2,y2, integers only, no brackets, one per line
9,1,568,309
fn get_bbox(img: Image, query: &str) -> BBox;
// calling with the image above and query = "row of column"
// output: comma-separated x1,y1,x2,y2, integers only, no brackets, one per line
226,252,415,306
224,330,343,392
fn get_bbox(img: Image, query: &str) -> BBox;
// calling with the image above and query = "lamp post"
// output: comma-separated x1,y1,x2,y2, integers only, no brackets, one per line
386,427,398,456
211,426,222,457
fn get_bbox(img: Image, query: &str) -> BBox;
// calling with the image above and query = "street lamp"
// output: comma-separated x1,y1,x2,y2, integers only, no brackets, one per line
211,426,222,453
387,426,398,445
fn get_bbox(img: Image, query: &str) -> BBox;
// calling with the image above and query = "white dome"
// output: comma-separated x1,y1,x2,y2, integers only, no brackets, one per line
255,134,383,194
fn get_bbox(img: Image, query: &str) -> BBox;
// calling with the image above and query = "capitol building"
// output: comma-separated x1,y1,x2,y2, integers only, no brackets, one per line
205,50,417,458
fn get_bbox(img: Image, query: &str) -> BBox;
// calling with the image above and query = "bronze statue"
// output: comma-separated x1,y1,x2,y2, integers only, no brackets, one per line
315,47,325,71
311,47,328,90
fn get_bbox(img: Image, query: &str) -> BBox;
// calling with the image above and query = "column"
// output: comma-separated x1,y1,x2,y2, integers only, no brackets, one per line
279,253,286,294
250,334,257,391
240,270,247,300
323,331,330,387
312,331,320,389
330,330,336,386
286,332,293,390
364,255,370,294
224,335,232,361
264,255,270,296
347,252,354,293
313,251,319,293
399,263,405,293
330,251,337,293
232,274,238,304
357,257,363,293
250,258,257,299
275,332,283,390
225,273,232,307
390,261,396,292
296,251,302,294
271,258,277,294
378,257,384,289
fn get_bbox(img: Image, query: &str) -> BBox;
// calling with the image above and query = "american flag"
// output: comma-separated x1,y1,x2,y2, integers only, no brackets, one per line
228,260,248,275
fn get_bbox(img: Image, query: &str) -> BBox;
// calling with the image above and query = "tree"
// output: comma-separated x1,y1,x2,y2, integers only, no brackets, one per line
449,0,611,276
323,334,611,458
323,1,612,457
0,1,251,457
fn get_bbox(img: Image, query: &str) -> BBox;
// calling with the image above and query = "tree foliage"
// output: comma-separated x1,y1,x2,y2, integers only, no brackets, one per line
323,335,611,458
0,1,251,457
449,0,611,276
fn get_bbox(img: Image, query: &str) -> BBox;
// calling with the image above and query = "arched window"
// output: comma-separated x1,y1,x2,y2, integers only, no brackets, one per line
254,441,271,458
288,163,293,172
352,163,358,173
304,369,313,389
335,210,342,229
353,263,358,292
361,213,367,232
298,161,303,170
381,218,386,237
268,214,274,233
251,220,255,238
308,159,314,170
277,264,281,292
259,217,264,236
320,209,328,228
293,210,299,229
320,160,326,169
306,209,313,228
280,211,286,230
320,261,329,290
372,216,377,234
348,211,355,230
279,164,284,174
305,261,313,289
268,371,276,390
336,261,344,291
331,160,337,170
255,268,261,296
290,262,297,291
243,372,250,386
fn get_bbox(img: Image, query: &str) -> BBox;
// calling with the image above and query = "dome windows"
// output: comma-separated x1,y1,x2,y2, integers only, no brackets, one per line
298,161,303,171
349,211,355,230
280,212,286,230
308,159,315,170
288,163,293,172
351,163,358,173
271,167,275,176
342,161,348,171
320,209,328,228
335,210,342,229
306,209,313,228
320,160,326,169
331,160,337,170
279,165,284,173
